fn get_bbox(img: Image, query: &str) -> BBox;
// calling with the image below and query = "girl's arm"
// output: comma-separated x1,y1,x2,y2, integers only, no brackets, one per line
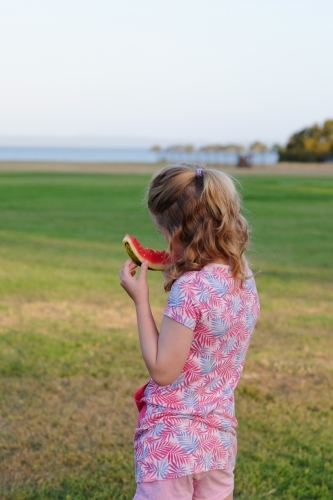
119,259,193,386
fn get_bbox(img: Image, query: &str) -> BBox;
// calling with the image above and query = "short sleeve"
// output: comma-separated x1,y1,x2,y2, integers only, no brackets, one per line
164,274,201,330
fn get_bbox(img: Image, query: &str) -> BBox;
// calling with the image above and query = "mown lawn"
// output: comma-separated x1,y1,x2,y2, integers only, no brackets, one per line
0,171,332,500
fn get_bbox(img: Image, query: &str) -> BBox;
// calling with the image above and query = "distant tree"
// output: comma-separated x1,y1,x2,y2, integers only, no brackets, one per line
200,144,245,152
184,144,195,152
250,141,267,153
165,144,195,161
199,144,226,164
165,145,182,161
151,145,162,152
223,144,245,153
183,145,195,161
200,144,225,152
279,119,333,162
166,145,185,152
249,141,268,164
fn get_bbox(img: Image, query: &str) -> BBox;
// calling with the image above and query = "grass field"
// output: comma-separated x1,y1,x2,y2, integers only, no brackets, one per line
0,171,332,500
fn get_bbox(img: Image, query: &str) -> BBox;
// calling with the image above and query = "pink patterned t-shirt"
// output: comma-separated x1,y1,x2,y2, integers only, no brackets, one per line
134,263,260,483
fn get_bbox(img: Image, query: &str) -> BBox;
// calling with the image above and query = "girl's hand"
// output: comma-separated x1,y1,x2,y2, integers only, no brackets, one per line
119,259,149,306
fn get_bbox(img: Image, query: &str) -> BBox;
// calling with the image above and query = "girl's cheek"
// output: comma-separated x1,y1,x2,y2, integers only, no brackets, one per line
171,245,184,260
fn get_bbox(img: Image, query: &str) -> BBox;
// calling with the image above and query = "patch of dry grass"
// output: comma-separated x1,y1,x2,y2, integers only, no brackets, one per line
0,375,137,484
0,300,139,334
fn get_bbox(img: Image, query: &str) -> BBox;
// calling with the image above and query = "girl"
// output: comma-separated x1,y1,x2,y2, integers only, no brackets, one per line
119,164,260,500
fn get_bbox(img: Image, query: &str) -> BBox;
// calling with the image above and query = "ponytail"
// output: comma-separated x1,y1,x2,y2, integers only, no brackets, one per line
201,169,249,283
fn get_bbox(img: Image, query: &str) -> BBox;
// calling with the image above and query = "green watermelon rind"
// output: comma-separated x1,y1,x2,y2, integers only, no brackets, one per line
123,234,170,271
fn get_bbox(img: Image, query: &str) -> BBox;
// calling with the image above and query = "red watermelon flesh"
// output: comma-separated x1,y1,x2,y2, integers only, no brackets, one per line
123,234,171,271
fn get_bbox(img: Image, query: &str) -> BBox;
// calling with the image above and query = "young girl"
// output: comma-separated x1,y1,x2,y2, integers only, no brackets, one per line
119,164,260,500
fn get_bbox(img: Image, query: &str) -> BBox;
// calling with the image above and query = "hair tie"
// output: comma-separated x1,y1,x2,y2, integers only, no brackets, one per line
196,168,203,178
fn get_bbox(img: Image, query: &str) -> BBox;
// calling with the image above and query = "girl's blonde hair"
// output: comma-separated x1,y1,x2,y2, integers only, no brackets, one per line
147,163,250,291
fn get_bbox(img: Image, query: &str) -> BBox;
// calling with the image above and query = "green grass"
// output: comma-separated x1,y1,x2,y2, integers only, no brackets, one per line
0,171,332,499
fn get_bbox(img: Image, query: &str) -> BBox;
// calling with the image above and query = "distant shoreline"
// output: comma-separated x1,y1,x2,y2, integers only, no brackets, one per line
0,160,333,176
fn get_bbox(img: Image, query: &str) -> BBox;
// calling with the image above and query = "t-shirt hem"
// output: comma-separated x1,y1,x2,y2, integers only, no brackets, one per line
135,455,236,483
135,462,236,484
163,311,195,330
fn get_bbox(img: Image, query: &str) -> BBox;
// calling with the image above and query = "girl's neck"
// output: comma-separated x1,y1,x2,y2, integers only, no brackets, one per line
206,261,230,269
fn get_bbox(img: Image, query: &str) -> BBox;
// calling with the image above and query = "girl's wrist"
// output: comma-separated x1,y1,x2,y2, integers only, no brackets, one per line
134,296,150,309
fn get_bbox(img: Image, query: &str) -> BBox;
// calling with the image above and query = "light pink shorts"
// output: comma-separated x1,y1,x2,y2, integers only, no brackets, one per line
133,468,234,500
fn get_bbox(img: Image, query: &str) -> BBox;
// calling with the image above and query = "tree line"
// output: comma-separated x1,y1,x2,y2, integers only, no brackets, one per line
151,141,269,154
151,119,333,163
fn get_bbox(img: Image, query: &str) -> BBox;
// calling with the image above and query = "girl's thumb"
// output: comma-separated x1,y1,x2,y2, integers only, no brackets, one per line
140,260,149,276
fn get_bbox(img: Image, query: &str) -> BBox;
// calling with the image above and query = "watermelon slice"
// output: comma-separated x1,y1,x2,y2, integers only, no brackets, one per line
122,234,171,271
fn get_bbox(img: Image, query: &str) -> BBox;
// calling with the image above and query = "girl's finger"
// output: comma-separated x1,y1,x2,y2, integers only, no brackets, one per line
129,261,139,271
139,260,149,280
122,259,135,277
126,258,139,271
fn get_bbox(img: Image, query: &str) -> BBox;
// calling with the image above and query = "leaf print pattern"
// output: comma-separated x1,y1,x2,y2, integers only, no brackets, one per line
177,432,200,454
134,264,259,483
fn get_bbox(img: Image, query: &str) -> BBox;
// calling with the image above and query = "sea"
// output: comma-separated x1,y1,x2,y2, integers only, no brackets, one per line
0,146,279,165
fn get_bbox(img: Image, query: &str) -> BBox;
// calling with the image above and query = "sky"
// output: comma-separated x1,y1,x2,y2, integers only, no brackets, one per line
0,0,333,147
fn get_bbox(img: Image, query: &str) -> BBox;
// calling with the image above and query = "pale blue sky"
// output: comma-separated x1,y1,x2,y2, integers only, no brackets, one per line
0,0,332,147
